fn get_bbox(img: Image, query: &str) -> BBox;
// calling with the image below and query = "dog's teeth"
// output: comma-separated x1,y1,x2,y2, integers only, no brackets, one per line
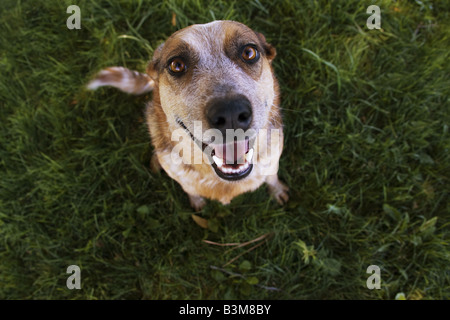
245,148,254,162
215,154,252,175
213,155,223,167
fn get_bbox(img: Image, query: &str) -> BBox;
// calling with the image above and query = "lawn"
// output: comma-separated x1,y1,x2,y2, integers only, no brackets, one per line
0,0,448,299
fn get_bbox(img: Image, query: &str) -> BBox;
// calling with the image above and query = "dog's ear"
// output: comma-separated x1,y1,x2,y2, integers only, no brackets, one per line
256,32,276,62
146,42,165,81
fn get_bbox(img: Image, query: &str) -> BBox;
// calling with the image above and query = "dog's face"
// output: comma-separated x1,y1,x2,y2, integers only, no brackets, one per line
147,21,277,181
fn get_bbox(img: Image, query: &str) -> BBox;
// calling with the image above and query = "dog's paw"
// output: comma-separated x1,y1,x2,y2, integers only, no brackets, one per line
270,183,289,205
189,195,206,211
266,176,289,205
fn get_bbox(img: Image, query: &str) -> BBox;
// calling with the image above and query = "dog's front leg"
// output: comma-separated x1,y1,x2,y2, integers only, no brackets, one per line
150,153,162,173
188,194,207,211
266,175,289,205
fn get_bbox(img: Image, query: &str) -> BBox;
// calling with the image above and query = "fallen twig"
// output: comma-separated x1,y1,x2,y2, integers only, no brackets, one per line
203,233,274,267
223,240,268,267
202,239,240,246
224,232,273,254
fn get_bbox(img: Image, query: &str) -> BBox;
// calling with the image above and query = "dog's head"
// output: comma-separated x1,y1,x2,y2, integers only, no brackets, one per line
147,21,278,181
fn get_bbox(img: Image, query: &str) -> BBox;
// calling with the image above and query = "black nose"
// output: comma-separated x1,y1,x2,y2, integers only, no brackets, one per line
206,96,252,135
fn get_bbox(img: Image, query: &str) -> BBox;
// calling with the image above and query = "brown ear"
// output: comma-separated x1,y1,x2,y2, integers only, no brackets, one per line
256,32,276,62
146,42,165,81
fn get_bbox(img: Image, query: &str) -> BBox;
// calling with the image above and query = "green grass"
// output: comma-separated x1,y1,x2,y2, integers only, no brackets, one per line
0,0,449,300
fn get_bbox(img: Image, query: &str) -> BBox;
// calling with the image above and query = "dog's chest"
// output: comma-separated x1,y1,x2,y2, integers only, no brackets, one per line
157,151,265,204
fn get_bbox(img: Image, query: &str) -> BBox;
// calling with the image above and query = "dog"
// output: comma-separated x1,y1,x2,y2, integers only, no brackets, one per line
87,20,288,210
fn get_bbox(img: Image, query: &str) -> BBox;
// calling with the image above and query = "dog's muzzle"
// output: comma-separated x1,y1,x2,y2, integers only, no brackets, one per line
206,96,254,181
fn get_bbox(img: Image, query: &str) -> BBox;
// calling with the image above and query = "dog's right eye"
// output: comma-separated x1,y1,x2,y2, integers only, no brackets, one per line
241,45,260,63
168,58,186,74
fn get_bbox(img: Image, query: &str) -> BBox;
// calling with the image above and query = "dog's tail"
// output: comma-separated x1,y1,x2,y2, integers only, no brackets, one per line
87,67,154,95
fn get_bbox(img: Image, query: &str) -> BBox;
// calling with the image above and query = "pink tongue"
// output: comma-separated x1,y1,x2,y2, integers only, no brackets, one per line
214,140,248,164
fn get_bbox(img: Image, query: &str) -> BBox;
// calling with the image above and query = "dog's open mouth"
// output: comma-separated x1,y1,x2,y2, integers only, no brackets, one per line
176,119,253,181
211,139,253,181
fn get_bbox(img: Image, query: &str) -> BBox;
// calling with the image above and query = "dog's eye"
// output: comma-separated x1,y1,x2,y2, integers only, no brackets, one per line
241,45,259,62
169,58,186,74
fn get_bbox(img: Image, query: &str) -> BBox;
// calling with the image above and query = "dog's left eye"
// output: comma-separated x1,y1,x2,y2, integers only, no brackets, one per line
169,58,186,74
241,45,259,62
